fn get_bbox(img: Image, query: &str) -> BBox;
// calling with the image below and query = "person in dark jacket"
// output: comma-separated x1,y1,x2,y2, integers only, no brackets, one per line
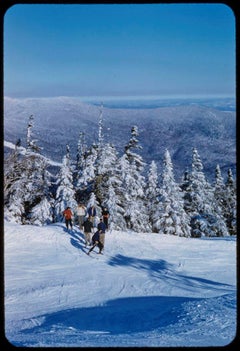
82,217,94,246
87,230,103,254
102,207,110,229
97,217,107,250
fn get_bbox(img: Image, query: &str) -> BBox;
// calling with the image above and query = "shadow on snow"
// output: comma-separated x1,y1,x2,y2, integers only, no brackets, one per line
12,226,235,345
107,254,234,294
21,295,200,336
61,225,87,254
62,224,234,295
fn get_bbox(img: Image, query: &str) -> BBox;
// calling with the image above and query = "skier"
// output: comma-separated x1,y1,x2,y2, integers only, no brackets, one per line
102,207,110,229
87,205,97,226
75,203,86,230
62,207,73,230
82,217,94,246
87,230,103,255
97,217,107,251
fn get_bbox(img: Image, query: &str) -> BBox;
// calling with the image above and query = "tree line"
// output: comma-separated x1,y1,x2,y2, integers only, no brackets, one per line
4,112,236,237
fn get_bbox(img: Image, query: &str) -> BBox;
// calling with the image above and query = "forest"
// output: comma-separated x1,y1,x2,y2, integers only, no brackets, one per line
4,112,236,237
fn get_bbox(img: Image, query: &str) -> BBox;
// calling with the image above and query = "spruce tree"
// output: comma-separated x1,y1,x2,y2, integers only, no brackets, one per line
4,139,23,206
5,116,52,224
74,131,87,187
186,148,228,237
77,145,97,195
223,169,236,235
214,164,226,210
54,145,77,222
104,182,126,231
156,149,191,237
95,143,119,205
26,115,41,153
27,156,53,225
145,160,160,232
4,140,26,223
102,154,127,231
122,126,151,232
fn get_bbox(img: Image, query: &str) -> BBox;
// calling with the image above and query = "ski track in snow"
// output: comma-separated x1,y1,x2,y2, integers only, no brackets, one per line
4,221,237,347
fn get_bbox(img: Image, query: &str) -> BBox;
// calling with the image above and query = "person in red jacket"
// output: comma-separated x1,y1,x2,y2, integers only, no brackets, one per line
62,207,73,230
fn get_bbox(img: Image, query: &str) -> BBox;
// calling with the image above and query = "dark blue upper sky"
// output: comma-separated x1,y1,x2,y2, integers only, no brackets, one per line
4,3,236,98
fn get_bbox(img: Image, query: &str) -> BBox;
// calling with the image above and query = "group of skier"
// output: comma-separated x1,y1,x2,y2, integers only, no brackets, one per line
62,204,110,255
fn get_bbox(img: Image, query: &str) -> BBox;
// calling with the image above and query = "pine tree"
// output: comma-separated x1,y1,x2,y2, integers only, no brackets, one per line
27,156,53,225
23,114,52,224
186,148,228,237
98,103,104,148
77,145,97,195
214,164,226,209
145,161,160,232
4,139,23,206
26,115,41,153
122,126,151,232
54,145,77,222
5,117,53,224
223,169,236,235
95,143,119,205
7,153,51,224
30,197,54,226
104,182,126,231
209,164,229,236
156,149,191,237
4,107,235,235
74,131,87,187
4,141,26,223
101,154,127,231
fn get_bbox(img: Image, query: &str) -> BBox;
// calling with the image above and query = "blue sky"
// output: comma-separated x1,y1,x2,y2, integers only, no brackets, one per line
4,3,236,98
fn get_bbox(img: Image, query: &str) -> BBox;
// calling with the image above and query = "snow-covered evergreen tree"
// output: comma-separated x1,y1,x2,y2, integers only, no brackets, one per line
223,168,236,235
4,107,234,236
6,153,52,224
30,197,54,226
100,153,127,231
180,169,193,215
74,131,87,187
4,139,23,207
26,115,41,153
121,126,151,232
185,148,228,237
54,145,77,222
4,142,26,223
5,117,53,224
27,156,53,225
104,182,126,231
214,164,226,209
76,145,97,195
95,143,119,205
156,149,191,237
98,103,104,148
145,160,160,232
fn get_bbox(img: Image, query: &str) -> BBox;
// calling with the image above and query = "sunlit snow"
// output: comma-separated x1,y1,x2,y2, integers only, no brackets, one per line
4,221,236,347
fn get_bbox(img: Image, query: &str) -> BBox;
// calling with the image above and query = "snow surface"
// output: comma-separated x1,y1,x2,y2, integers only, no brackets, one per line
4,140,62,167
4,220,236,347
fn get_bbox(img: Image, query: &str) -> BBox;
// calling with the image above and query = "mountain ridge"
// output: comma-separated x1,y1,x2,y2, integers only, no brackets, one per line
4,96,236,181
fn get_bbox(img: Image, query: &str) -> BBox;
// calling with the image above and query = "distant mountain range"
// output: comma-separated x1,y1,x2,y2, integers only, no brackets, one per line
4,96,236,181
